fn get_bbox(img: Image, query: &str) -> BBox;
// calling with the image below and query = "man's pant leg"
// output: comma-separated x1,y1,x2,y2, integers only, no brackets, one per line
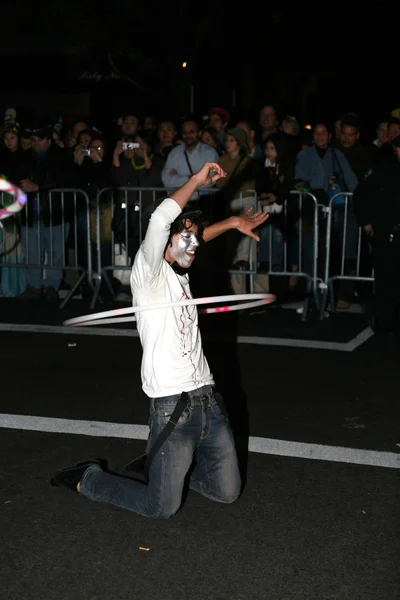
80,395,199,518
189,391,241,503
21,223,43,288
42,224,69,289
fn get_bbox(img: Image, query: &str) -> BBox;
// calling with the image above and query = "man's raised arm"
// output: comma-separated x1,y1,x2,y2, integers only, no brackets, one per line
141,163,226,274
202,210,269,243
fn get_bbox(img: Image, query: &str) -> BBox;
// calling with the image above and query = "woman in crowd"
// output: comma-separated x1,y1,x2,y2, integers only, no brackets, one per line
255,133,297,280
215,127,256,292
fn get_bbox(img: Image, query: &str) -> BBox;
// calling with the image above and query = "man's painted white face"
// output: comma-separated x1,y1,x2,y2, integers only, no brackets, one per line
172,229,200,268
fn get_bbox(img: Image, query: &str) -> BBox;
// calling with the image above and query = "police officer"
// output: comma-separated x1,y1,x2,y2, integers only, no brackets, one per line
353,135,400,335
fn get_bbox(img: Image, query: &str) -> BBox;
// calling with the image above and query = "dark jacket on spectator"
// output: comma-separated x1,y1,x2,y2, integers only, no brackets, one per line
333,140,373,182
74,157,111,204
21,144,74,227
352,155,400,238
0,148,31,186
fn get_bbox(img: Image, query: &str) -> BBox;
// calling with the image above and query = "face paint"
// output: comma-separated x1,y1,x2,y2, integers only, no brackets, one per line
172,229,200,268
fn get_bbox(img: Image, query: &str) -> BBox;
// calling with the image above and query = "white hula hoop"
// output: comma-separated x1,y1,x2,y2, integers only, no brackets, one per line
63,293,276,328
0,178,27,221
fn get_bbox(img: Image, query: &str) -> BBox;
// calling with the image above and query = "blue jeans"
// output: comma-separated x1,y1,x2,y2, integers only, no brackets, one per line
21,222,69,289
80,387,241,518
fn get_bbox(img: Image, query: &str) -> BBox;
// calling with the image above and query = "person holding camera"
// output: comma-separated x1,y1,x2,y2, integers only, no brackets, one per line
111,135,164,248
72,136,113,286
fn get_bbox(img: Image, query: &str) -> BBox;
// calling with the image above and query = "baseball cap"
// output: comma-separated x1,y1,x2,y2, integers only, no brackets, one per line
208,107,230,124
226,127,250,154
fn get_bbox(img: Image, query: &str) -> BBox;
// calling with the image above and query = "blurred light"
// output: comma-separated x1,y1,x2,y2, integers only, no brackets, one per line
305,124,312,130
182,61,187,68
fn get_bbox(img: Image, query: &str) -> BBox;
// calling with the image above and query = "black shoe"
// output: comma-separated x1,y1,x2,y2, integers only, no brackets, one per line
50,459,102,491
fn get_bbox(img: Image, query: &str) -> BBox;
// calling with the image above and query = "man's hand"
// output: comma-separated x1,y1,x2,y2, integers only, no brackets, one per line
73,146,84,166
20,179,39,193
193,162,227,187
363,224,373,236
234,209,269,241
114,140,124,156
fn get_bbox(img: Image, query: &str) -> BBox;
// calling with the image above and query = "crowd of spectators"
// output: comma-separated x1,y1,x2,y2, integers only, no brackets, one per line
0,102,399,332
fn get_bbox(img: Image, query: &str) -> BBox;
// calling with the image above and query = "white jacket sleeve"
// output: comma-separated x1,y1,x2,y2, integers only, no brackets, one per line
140,197,182,275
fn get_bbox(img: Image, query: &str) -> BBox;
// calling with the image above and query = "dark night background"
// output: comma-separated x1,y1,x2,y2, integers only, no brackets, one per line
0,0,396,139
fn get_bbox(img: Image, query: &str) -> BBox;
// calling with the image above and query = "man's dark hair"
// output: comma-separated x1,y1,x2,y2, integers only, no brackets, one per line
341,114,360,132
181,116,201,131
313,121,332,134
167,210,206,247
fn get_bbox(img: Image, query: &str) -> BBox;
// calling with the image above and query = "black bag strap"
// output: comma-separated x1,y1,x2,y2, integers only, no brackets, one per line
125,391,189,480
144,391,189,477
184,151,194,176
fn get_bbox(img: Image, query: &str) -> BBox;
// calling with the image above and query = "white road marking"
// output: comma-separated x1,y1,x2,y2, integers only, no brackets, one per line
0,323,374,351
1,413,398,470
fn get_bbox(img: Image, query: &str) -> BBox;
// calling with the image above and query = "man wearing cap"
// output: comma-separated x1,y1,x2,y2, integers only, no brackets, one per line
208,106,230,150
352,135,400,335
50,162,268,518
19,122,73,300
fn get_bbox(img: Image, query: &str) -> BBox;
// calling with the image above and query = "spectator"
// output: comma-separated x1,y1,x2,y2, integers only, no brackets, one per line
20,127,32,152
373,121,388,148
334,115,373,181
155,120,178,161
216,127,256,283
73,135,113,281
18,122,72,300
0,125,29,183
281,115,300,137
64,120,89,151
208,106,230,150
161,118,219,207
375,117,400,166
201,126,221,153
255,133,297,279
236,119,263,159
295,122,358,194
352,135,400,335
259,104,280,141
293,122,358,281
121,114,140,138
111,133,164,253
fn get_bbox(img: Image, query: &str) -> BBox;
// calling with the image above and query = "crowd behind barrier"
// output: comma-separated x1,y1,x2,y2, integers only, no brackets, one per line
0,185,374,319
0,103,399,329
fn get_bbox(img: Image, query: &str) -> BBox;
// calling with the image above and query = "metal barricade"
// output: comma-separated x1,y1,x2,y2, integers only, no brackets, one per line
90,186,260,307
320,192,374,318
257,190,322,319
0,188,92,307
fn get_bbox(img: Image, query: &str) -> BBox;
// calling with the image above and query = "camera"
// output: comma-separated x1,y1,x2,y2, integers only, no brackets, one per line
122,142,140,150
81,148,91,156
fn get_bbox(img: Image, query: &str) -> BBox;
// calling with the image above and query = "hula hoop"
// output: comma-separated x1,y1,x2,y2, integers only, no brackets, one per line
63,293,276,327
0,178,27,221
